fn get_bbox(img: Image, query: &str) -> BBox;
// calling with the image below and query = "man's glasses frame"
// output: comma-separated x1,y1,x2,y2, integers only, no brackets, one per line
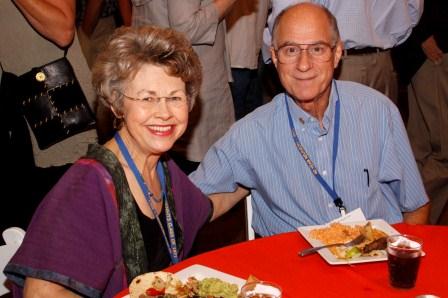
274,42,337,64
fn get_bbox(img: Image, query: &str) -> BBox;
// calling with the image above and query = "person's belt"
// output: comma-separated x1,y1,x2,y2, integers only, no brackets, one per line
344,47,388,56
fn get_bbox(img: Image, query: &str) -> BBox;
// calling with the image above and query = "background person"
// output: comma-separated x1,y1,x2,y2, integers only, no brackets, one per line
76,0,133,144
191,3,429,237
130,0,237,173
226,0,270,120
0,0,97,232
5,26,212,297
395,0,448,225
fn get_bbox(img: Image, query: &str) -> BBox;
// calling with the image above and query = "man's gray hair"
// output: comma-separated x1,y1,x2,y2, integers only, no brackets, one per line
271,3,341,47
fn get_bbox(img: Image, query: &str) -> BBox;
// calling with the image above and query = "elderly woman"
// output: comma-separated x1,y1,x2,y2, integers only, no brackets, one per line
4,26,212,297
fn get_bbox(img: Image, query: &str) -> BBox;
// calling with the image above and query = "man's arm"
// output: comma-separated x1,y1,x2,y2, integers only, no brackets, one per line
80,0,104,38
213,0,238,21
118,0,132,26
402,203,430,224
408,0,424,27
209,186,249,221
166,0,236,44
13,0,75,47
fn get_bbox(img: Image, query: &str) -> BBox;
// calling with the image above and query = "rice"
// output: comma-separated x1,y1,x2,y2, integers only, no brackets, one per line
309,222,388,259
309,223,362,245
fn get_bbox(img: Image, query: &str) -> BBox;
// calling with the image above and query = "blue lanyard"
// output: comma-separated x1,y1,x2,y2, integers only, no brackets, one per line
284,81,346,215
114,133,179,264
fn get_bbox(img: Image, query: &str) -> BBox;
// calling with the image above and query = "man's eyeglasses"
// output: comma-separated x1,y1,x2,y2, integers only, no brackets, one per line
118,91,188,108
274,42,336,64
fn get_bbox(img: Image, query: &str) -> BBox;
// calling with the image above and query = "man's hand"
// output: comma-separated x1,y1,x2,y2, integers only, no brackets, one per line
421,36,443,65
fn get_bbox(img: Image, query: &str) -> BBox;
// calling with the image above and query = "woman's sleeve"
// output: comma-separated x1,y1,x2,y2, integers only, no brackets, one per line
168,161,212,257
4,160,122,297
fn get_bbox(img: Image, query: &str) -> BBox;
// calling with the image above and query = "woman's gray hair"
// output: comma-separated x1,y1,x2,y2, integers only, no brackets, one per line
92,26,202,115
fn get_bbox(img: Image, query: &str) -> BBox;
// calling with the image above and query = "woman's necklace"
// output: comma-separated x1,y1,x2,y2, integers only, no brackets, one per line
147,179,162,203
114,132,179,264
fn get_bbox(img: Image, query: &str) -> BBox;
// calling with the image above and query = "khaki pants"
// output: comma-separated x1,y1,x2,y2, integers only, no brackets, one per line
407,54,448,224
337,50,398,104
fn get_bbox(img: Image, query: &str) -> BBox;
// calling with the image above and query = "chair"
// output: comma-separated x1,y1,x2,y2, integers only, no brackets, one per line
437,199,448,225
245,195,255,240
0,227,25,295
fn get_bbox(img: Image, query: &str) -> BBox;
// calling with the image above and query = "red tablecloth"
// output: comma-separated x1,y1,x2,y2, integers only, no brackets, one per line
116,224,448,297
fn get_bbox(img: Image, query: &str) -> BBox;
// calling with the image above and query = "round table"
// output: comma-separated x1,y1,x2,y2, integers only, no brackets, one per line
116,223,448,297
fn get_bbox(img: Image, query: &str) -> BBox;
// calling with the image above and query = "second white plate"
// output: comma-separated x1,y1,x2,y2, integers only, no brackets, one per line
297,219,400,265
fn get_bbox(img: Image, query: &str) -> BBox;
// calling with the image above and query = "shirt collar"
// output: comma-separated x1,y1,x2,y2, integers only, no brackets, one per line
285,80,337,136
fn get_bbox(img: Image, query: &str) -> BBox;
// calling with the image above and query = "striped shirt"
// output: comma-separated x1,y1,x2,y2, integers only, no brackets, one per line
190,80,428,236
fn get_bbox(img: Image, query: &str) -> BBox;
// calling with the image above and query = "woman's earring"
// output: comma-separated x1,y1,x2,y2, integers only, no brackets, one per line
113,116,123,130
110,105,123,130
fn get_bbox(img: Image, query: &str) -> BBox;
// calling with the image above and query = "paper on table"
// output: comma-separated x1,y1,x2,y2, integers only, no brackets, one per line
330,208,366,224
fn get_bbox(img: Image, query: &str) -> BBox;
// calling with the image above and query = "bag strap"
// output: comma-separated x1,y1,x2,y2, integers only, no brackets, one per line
0,61,4,81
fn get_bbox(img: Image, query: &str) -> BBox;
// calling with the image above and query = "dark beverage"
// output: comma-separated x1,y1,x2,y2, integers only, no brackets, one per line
387,246,421,288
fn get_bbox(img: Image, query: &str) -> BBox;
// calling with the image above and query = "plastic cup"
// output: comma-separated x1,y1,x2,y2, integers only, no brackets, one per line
387,234,423,289
240,281,282,298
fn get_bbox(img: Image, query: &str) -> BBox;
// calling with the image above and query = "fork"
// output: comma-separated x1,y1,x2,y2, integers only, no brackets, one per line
298,233,366,257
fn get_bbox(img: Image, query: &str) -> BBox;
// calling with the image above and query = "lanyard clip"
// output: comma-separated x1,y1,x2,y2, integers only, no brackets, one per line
334,197,346,215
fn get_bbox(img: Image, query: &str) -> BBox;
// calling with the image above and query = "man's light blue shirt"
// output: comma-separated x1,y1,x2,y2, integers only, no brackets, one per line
190,80,428,236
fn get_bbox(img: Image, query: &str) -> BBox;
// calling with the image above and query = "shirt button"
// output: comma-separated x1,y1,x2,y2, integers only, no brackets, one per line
328,203,333,208
322,170,327,176
301,128,305,132
318,137,323,142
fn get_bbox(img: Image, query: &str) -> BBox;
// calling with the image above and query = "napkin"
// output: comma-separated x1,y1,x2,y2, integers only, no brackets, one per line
330,208,366,224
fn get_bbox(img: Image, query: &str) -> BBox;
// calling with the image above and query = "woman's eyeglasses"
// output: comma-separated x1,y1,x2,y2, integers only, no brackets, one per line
118,91,188,108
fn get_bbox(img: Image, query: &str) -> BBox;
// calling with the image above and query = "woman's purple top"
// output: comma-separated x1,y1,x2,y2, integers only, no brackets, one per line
4,145,211,297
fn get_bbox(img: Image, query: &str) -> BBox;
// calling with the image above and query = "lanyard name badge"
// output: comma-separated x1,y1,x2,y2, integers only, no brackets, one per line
284,81,346,216
114,133,179,264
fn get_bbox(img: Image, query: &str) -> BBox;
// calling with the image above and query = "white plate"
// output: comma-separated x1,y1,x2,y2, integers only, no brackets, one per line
297,219,400,265
176,264,245,287
122,265,244,298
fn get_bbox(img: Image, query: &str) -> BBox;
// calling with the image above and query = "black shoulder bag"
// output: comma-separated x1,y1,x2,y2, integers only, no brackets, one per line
16,55,96,150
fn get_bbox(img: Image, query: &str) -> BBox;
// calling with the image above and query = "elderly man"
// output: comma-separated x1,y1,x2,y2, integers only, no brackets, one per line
191,3,429,236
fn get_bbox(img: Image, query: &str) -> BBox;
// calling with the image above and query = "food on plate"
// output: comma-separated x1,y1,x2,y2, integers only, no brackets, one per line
309,222,388,259
195,277,238,298
129,271,239,298
129,271,182,298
